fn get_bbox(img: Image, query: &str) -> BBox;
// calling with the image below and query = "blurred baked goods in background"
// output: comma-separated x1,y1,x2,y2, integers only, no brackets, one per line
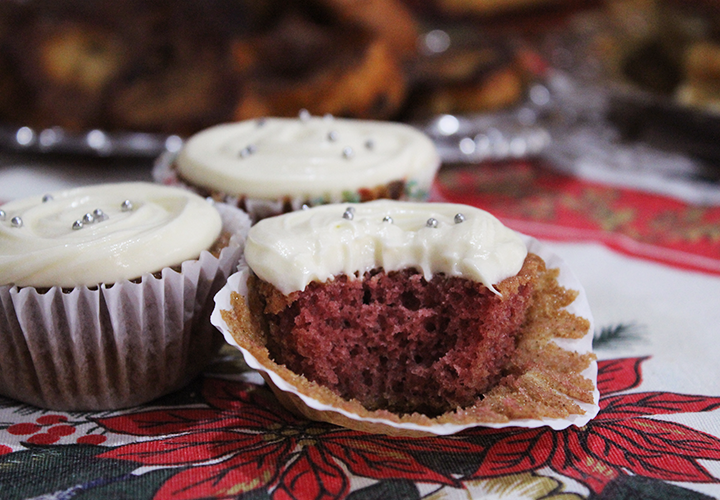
0,0,268,136
3,0,720,168
678,41,720,114
229,7,410,122
538,0,720,167
403,0,597,119
557,0,720,113
0,0,598,139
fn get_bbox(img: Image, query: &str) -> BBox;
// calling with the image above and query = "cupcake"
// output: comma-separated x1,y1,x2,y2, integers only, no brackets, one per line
154,114,442,221
0,182,251,410
213,200,599,436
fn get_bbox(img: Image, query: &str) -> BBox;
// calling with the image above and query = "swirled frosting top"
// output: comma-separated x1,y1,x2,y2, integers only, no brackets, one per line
244,200,528,295
175,117,441,200
0,182,222,288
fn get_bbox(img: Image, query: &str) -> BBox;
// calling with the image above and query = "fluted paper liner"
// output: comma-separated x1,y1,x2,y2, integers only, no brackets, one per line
212,235,600,436
0,203,251,411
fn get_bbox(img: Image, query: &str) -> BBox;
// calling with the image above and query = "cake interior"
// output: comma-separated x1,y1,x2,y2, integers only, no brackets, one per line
249,254,538,416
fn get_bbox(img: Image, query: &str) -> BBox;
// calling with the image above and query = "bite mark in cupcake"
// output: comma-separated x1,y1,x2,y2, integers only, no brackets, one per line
214,200,599,435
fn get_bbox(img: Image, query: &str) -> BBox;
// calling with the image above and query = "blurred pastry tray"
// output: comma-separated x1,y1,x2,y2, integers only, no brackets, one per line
0,125,183,159
420,110,551,164
0,111,553,164
607,86,720,168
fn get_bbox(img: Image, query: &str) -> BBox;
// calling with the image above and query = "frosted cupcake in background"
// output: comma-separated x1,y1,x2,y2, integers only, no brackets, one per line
154,113,442,221
0,182,251,410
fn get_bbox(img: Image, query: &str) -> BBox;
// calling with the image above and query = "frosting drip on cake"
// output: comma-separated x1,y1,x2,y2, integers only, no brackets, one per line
175,117,440,199
0,182,222,287
244,200,527,294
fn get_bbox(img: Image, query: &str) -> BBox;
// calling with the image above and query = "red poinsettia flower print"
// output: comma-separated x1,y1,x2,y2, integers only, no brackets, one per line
95,378,482,500
465,357,720,494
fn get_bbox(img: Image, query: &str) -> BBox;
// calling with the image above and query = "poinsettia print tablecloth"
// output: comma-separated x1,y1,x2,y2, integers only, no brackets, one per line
0,158,719,500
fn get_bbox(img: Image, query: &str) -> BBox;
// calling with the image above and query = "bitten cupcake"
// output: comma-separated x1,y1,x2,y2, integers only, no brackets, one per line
213,200,599,436
154,114,441,221
0,182,251,410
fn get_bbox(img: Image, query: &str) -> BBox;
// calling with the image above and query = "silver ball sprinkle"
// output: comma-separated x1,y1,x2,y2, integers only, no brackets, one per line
11,216,23,228
365,139,375,150
327,131,338,142
256,117,267,127
0,209,5,221
72,220,83,230
382,215,393,223
42,194,53,202
454,213,466,224
93,208,107,221
299,109,311,121
121,200,133,212
426,218,438,228
342,146,354,159
323,113,334,121
302,204,310,210
342,207,355,220
239,144,256,158
82,212,95,224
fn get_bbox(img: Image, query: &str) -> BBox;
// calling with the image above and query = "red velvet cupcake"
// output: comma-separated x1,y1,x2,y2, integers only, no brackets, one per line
213,200,598,435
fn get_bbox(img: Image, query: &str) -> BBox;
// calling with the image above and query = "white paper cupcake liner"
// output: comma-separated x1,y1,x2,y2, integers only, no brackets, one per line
211,234,599,436
0,203,251,411
153,151,436,222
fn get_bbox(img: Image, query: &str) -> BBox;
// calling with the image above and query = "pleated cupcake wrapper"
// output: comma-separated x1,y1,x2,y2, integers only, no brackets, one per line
212,235,600,436
153,151,435,222
0,203,251,411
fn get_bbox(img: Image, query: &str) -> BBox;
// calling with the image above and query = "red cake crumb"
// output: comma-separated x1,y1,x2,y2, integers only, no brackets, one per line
250,256,539,416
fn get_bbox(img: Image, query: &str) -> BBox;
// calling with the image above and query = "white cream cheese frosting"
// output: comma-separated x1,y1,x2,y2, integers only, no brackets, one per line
244,200,528,295
0,182,222,288
175,116,441,201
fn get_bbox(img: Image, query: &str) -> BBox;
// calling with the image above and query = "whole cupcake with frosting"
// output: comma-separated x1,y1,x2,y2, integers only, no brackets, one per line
154,112,441,221
0,182,251,410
